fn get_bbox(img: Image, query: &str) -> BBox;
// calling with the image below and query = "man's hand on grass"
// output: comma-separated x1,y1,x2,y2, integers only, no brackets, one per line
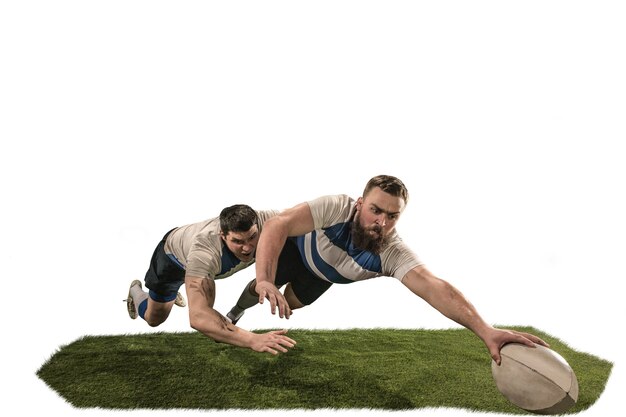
251,329,296,355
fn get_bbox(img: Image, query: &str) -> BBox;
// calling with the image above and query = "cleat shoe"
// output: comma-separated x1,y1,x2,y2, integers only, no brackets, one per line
125,279,143,320
226,308,245,325
174,292,186,307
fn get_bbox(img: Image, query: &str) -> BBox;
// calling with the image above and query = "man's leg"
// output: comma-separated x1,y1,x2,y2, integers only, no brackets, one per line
127,229,186,325
143,298,176,327
127,280,177,327
227,279,259,324
227,279,305,324
283,283,305,309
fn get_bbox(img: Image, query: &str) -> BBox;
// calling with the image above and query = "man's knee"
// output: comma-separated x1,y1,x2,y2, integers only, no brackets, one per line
145,316,165,327
248,279,258,296
284,284,305,310
144,310,169,327
144,301,173,327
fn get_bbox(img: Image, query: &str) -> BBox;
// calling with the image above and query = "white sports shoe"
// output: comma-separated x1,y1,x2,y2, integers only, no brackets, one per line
125,280,143,320
174,292,186,307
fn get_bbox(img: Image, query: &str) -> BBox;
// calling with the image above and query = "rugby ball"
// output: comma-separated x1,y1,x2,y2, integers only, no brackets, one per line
491,343,578,414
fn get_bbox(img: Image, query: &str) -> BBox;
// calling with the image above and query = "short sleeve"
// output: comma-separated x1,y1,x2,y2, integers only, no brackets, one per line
307,194,353,230
382,239,424,282
185,237,222,279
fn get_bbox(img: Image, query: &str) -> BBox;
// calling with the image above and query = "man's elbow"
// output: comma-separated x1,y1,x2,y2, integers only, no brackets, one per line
189,313,202,332
189,309,210,333
189,310,230,341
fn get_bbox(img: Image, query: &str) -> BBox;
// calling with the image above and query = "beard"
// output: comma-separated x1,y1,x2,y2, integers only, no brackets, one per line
351,214,389,254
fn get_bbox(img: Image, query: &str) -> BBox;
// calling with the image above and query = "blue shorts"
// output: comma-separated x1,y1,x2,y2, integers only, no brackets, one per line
144,229,185,302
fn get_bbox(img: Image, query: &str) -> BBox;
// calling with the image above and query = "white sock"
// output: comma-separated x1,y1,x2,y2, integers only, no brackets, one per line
130,283,149,313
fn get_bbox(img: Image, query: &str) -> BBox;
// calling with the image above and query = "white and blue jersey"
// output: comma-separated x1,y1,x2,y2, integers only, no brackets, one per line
163,210,278,279
294,194,422,284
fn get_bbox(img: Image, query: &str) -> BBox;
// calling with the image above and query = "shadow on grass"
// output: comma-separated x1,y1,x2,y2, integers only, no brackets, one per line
227,347,415,409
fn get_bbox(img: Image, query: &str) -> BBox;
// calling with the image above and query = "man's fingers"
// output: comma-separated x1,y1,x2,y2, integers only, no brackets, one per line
520,332,549,347
488,328,551,366
269,331,296,349
491,349,502,366
263,347,278,355
278,297,291,319
508,331,542,349
257,284,293,319
516,335,536,348
274,343,289,353
269,293,278,315
261,340,292,355
278,337,296,348
270,330,297,346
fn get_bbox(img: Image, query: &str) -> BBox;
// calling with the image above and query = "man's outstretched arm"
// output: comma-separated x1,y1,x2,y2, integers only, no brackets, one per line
401,265,548,364
185,276,296,355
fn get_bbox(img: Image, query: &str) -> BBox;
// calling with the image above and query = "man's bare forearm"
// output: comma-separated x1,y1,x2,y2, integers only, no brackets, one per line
255,217,289,284
188,306,255,348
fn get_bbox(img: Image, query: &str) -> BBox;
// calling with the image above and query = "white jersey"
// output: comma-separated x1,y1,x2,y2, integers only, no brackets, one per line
293,194,422,284
163,210,278,279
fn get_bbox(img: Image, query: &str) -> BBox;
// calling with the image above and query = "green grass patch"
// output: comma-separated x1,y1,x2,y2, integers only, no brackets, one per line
37,327,612,413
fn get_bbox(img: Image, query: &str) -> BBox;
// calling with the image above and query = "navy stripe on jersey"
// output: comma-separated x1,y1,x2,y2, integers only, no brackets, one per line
219,243,242,275
322,222,351,249
294,233,353,284
323,222,383,273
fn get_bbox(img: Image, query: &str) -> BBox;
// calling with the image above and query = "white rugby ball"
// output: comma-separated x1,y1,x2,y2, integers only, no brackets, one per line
491,343,579,414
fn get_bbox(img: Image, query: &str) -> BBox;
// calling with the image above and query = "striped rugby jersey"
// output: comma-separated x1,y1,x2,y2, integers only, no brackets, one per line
293,194,422,284
163,210,279,279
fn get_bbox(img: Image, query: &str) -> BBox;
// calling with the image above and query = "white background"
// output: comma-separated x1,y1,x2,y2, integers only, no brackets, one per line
1,1,624,417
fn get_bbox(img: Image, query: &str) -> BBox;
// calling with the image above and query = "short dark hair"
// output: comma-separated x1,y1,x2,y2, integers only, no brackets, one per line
363,175,409,203
219,204,259,235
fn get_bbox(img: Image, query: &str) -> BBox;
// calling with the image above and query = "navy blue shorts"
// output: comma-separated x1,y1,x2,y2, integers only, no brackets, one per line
144,229,186,302
275,238,332,305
